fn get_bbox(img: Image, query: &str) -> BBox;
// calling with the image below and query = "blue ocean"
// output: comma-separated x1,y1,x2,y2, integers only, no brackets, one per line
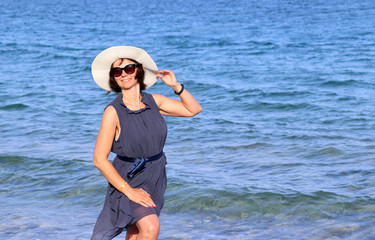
1,0,375,239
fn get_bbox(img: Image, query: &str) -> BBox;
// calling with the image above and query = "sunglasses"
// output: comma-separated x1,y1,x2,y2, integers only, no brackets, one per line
111,64,139,77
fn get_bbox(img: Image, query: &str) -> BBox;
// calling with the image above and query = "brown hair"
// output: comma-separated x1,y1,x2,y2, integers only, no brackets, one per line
108,58,146,93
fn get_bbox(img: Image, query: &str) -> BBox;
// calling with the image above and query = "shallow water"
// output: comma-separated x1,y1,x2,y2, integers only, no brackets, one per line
1,0,375,239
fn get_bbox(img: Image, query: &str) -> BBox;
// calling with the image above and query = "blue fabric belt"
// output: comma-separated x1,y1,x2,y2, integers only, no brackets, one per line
116,151,164,162
116,151,164,179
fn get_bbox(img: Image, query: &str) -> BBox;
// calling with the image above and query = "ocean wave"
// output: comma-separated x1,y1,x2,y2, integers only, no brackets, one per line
307,146,345,157
221,142,270,151
164,186,375,221
0,103,29,110
0,155,98,202
320,79,358,87
246,101,319,111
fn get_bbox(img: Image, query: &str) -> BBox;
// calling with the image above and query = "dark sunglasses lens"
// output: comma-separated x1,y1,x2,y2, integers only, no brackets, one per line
124,64,136,74
112,68,122,77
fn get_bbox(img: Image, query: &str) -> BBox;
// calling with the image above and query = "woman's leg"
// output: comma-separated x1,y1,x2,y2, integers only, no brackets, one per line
125,224,139,240
134,214,160,240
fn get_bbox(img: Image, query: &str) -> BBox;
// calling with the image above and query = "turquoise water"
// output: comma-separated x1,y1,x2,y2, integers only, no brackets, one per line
1,0,375,239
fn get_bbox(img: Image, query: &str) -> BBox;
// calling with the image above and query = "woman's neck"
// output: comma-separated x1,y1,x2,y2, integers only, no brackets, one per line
121,87,144,110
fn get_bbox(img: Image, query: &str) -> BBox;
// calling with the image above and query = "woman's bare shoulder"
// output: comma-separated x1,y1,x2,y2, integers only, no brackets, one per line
102,105,118,124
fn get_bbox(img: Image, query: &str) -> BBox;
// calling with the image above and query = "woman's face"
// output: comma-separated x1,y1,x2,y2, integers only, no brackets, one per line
112,58,139,90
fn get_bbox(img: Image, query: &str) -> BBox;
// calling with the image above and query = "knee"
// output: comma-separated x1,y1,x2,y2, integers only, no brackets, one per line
137,216,160,239
143,221,160,237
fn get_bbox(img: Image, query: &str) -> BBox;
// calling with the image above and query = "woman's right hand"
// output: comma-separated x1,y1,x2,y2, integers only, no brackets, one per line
126,187,156,208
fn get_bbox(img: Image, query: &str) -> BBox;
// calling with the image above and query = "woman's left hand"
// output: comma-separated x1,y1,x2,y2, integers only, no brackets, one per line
157,70,182,93
154,69,202,117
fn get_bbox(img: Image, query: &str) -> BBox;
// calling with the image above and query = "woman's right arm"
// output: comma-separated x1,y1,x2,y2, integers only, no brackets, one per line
93,106,156,208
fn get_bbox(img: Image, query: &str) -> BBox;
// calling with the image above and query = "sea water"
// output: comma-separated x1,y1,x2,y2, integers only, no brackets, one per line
1,0,375,239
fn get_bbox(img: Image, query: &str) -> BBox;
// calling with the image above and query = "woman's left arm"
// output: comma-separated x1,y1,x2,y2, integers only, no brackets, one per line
153,70,202,117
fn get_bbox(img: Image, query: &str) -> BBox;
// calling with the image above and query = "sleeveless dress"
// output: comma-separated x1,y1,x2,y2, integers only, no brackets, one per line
91,92,168,240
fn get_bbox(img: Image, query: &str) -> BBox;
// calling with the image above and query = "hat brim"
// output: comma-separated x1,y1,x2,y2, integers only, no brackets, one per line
91,46,158,91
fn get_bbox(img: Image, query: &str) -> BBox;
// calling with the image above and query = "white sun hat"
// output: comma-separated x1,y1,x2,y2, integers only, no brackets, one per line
91,46,159,91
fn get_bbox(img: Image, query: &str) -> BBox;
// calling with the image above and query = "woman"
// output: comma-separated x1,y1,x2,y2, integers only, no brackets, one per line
90,46,202,240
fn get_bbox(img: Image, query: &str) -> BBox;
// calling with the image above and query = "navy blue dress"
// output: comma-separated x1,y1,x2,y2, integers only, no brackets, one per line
91,92,168,240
